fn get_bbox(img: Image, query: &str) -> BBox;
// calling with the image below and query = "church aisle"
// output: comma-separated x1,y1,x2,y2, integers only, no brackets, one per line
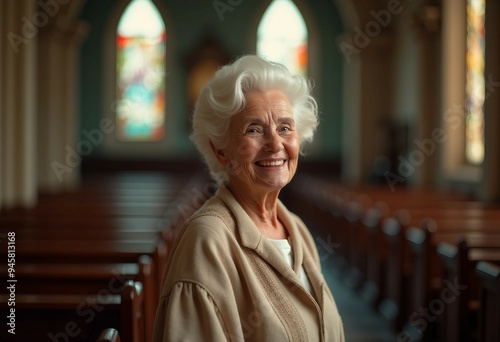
317,241,398,342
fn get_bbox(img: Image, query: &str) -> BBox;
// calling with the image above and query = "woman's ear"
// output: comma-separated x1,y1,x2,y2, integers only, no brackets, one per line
209,140,229,166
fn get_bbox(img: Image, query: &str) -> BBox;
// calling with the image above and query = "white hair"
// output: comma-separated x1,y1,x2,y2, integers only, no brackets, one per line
190,55,318,184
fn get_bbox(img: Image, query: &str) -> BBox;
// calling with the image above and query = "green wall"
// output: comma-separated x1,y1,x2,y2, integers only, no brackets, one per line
79,0,344,160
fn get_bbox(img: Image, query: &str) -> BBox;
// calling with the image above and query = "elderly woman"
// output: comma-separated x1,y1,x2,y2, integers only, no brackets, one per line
152,55,344,341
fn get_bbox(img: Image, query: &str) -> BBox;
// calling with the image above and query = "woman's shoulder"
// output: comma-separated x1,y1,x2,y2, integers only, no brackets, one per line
160,200,240,292
183,194,236,233
169,194,241,263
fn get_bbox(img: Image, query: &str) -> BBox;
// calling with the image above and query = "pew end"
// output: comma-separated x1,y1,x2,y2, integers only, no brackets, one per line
476,261,500,342
120,280,144,342
97,328,121,342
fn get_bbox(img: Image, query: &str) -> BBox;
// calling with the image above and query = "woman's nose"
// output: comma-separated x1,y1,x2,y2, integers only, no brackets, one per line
264,130,283,152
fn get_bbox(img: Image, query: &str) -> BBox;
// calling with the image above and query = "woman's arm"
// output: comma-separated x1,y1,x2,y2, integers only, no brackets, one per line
152,281,230,341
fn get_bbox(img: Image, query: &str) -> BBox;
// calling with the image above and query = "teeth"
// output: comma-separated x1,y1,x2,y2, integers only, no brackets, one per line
259,160,284,167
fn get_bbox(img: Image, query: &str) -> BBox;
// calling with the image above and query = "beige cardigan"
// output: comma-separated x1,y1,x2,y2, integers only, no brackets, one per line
152,186,344,341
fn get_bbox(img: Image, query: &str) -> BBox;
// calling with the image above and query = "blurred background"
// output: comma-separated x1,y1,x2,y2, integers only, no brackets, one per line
1,0,498,209
1,1,500,341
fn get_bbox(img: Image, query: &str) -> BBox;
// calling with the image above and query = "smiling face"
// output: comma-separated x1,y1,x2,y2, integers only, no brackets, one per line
211,90,300,197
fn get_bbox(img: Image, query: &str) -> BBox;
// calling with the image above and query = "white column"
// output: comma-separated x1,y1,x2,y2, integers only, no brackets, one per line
1,0,38,209
440,0,467,177
37,17,88,194
37,24,66,193
339,34,362,183
412,5,441,187
18,0,38,208
339,32,395,184
60,19,89,191
53,27,69,192
2,0,18,209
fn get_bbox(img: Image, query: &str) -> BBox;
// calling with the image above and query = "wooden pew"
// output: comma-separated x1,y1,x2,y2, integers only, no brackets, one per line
7,238,166,282
287,174,500,342
437,241,500,342
340,199,369,289
97,328,121,342
0,201,170,218
0,174,178,219
378,214,411,331
0,238,165,337
287,176,395,309
475,261,500,342
0,171,212,342
378,213,446,331
12,228,163,241
1,280,143,342
401,225,500,342
359,205,388,306
1,256,154,341
120,281,145,342
378,213,500,331
0,217,171,246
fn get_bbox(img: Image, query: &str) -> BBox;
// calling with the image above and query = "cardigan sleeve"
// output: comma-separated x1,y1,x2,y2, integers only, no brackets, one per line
152,281,230,342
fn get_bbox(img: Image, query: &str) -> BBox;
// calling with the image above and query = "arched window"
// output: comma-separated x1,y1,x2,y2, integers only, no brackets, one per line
465,0,485,164
116,0,166,141
257,0,308,76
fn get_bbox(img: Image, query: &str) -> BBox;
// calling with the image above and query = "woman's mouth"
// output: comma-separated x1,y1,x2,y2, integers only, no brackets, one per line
256,160,285,167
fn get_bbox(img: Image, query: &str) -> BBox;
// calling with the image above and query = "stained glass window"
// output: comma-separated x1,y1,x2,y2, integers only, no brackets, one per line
257,0,308,76
116,0,166,141
465,0,485,164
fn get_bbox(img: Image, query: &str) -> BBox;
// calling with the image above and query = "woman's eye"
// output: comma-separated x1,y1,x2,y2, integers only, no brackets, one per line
246,127,261,134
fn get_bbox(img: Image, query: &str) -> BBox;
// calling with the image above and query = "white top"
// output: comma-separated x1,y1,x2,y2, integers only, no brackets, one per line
268,238,313,295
